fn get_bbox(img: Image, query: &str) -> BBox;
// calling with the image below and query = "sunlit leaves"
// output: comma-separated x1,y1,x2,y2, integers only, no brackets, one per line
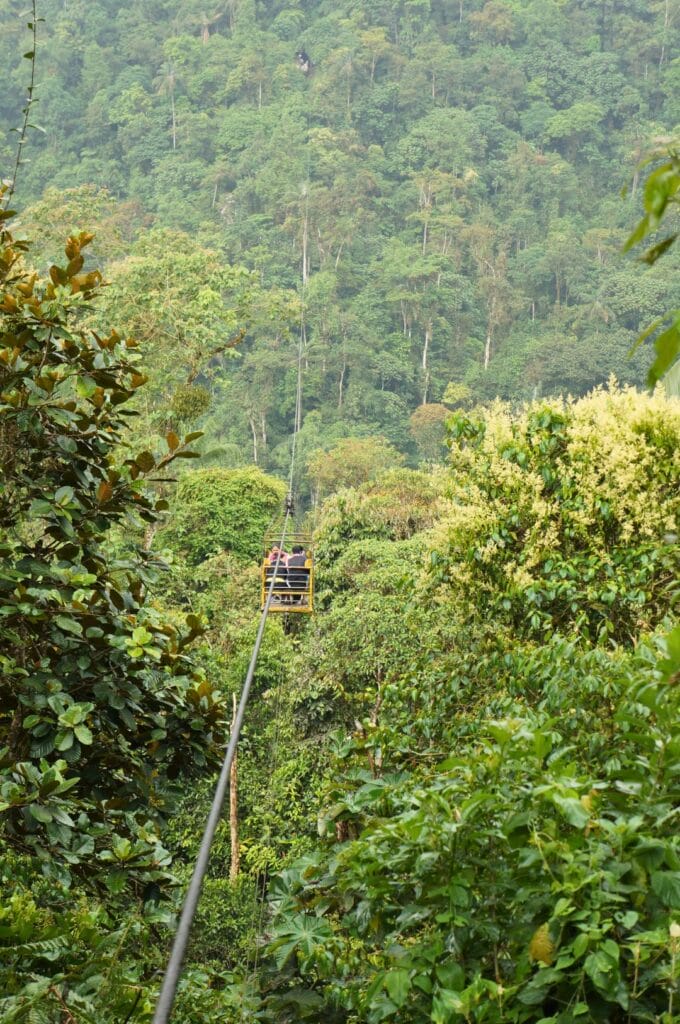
529,924,555,966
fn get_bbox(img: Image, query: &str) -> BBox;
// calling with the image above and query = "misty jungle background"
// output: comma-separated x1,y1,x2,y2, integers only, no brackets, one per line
1,0,679,484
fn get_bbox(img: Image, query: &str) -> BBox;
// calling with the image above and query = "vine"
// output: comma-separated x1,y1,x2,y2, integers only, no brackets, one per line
3,1,43,210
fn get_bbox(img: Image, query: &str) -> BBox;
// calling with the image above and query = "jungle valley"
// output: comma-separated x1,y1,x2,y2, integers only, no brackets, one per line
0,2,679,1023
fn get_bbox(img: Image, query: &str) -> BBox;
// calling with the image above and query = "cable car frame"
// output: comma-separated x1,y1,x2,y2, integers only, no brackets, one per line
261,532,314,614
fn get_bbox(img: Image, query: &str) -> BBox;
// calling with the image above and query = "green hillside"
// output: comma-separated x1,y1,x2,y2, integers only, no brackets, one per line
1,0,679,470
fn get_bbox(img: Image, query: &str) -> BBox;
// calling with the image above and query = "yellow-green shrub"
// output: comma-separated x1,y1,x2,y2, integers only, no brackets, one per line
434,384,679,641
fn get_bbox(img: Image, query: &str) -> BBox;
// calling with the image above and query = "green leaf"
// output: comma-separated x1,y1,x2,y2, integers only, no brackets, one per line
135,451,155,472
104,870,127,893
640,233,677,265
55,729,74,751
55,615,83,636
28,803,53,823
54,485,74,505
76,375,97,398
553,795,590,828
435,962,464,991
432,989,464,1024
651,871,680,908
29,498,56,518
74,724,93,745
647,317,680,386
59,702,93,727
131,626,152,645
384,969,410,1008
112,837,132,861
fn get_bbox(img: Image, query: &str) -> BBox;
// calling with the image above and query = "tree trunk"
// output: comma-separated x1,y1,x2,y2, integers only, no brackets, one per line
143,521,159,551
170,90,176,150
8,705,24,761
338,358,346,408
229,694,240,882
334,241,344,270
484,294,497,369
301,200,309,286
335,821,349,842
422,322,431,403
659,0,670,67
249,416,258,464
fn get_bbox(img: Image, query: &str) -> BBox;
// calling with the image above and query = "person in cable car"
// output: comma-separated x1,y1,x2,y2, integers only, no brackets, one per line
265,546,289,598
267,545,286,564
286,545,307,602
296,49,312,74
261,538,313,612
287,545,306,568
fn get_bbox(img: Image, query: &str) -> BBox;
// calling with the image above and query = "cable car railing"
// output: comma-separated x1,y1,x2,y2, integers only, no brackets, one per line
261,532,314,613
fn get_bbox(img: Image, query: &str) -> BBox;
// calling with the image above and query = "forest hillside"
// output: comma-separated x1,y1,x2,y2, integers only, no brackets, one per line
1,0,679,476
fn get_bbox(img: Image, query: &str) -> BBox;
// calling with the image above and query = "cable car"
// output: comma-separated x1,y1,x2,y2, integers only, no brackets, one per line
261,532,314,614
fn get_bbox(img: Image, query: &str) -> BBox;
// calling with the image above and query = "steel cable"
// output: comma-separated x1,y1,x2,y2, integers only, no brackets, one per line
152,167,309,1023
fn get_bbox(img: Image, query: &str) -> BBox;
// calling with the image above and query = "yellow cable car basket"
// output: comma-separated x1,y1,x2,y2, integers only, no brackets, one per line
261,533,314,614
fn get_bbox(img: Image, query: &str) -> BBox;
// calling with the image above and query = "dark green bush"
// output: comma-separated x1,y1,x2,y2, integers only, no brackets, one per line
160,467,285,565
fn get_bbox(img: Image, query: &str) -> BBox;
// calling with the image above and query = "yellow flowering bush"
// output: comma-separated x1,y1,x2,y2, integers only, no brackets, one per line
436,383,679,641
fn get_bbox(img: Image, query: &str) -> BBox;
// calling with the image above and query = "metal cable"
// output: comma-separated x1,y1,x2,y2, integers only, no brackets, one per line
153,178,310,1024
288,315,305,499
151,519,291,1024
153,115,312,1024
240,638,287,1019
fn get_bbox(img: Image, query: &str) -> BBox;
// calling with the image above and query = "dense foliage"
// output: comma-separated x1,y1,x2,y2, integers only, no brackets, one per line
1,0,678,469
439,387,678,643
160,466,285,564
0,209,678,1023
0,208,224,1020
246,386,680,1024
261,634,680,1024
1,3,680,1022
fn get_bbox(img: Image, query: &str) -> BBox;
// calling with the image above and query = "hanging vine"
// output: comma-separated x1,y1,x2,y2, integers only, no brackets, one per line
3,1,43,211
